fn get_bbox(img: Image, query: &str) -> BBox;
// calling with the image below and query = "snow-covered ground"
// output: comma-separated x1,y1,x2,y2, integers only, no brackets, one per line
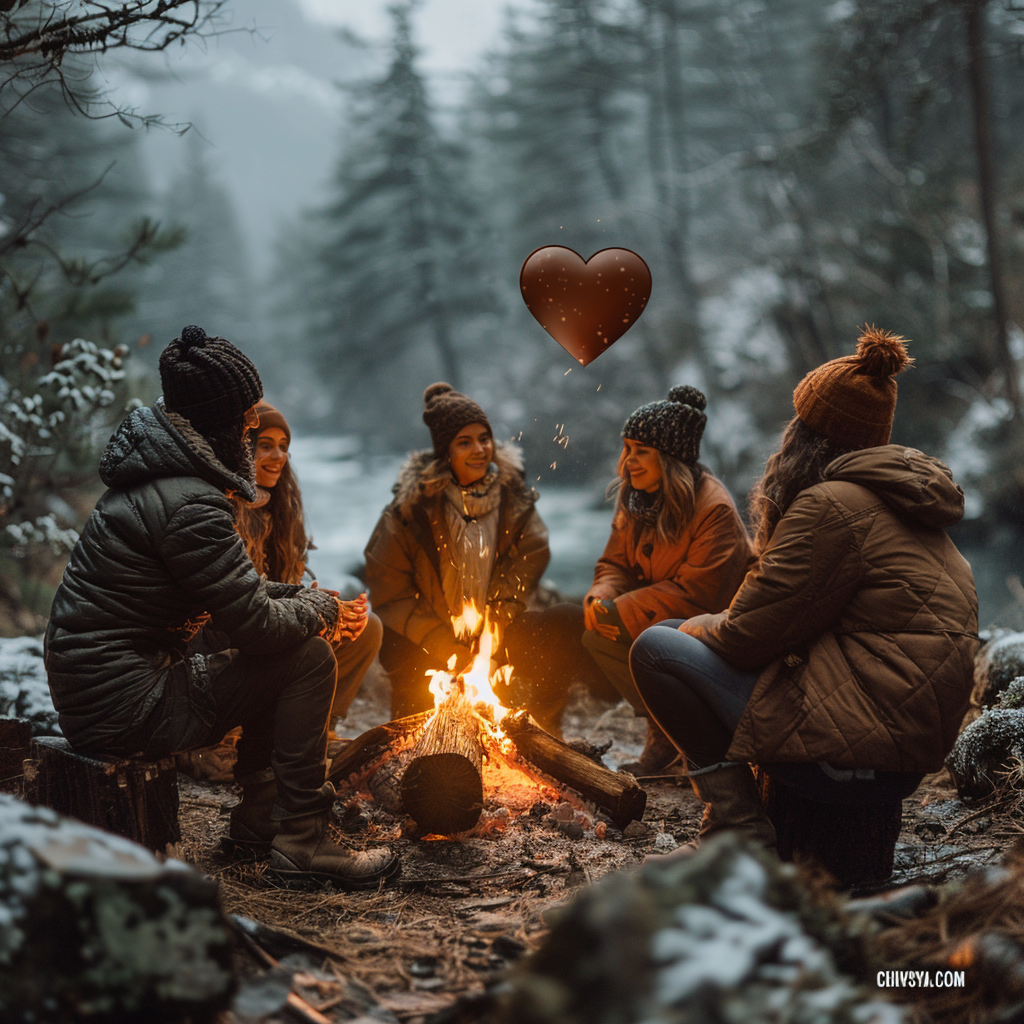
290,436,613,599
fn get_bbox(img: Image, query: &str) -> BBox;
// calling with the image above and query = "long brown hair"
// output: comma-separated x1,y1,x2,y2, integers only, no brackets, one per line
749,416,855,555
234,450,310,585
610,447,705,546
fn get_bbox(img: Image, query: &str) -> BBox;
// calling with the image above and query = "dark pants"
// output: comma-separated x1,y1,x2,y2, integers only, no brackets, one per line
629,622,922,802
132,636,338,818
329,612,383,724
381,603,613,726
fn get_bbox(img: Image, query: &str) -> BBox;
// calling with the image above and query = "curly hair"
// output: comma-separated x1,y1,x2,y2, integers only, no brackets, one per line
233,442,310,584
609,446,706,546
749,416,855,555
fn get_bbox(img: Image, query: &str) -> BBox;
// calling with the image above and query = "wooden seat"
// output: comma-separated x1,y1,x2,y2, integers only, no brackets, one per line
22,735,180,853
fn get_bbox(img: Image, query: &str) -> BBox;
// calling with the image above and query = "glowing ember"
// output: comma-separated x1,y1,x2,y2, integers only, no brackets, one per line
426,602,513,734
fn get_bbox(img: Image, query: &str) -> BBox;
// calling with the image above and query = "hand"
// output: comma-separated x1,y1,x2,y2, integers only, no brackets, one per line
592,601,624,641
336,593,369,641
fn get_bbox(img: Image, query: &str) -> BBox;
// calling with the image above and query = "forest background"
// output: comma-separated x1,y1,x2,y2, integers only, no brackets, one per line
3,0,1024,634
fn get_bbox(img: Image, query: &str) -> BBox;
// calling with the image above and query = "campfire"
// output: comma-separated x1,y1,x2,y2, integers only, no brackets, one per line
329,603,647,836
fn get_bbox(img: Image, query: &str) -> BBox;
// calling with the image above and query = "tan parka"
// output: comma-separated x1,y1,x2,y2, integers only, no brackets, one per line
364,444,550,650
589,473,753,639
680,446,979,773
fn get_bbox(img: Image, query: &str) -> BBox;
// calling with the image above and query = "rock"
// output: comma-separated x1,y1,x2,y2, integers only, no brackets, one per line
0,793,235,1022
652,832,677,853
491,833,899,1024
974,632,1024,709
558,820,584,840
623,820,652,839
945,708,1024,801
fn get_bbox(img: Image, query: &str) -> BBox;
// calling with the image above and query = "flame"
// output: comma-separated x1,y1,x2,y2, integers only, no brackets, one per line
426,602,512,730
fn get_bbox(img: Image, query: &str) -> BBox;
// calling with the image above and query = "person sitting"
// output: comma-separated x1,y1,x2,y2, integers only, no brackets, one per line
582,386,753,774
629,327,979,852
44,325,398,889
235,400,383,738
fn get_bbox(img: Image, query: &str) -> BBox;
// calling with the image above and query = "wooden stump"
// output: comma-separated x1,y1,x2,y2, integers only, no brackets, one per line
0,716,32,795
758,771,902,888
503,711,647,827
22,736,180,852
400,689,485,834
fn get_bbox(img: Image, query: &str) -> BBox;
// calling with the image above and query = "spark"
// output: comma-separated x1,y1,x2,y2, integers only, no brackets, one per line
564,368,572,375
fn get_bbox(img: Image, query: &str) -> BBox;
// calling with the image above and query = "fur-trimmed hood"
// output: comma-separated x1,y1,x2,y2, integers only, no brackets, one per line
390,442,536,518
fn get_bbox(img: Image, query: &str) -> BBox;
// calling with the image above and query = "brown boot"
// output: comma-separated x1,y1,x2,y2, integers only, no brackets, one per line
266,812,400,890
223,771,278,860
690,761,776,849
620,721,681,775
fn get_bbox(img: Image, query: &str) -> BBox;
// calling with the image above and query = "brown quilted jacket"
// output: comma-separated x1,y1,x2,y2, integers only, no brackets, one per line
589,473,753,639
680,445,979,773
364,444,550,648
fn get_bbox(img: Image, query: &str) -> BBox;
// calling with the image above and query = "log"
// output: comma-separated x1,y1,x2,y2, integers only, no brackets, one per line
327,710,432,786
22,735,180,852
400,689,484,834
501,710,647,828
0,716,32,794
758,771,903,889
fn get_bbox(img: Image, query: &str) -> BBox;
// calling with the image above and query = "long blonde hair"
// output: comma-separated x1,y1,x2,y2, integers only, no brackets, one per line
610,447,704,546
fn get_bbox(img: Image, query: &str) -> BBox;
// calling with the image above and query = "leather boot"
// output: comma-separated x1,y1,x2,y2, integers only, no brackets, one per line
690,761,776,849
620,721,681,775
223,770,278,859
266,812,400,890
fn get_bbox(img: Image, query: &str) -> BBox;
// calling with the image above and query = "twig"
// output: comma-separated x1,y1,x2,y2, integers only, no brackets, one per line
946,792,1017,838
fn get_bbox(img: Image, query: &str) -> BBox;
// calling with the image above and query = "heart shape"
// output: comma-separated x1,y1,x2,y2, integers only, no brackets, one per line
520,246,652,366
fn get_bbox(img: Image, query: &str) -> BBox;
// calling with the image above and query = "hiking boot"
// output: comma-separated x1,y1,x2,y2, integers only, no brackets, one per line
222,771,278,860
265,812,400,890
620,722,681,775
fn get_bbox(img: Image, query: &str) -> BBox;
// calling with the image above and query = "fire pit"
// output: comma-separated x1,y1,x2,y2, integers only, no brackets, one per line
329,606,647,836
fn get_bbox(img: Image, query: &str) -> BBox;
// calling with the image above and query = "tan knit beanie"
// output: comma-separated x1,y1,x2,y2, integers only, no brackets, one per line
793,326,913,449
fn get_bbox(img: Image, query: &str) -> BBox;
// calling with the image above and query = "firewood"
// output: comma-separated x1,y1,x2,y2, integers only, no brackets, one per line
501,710,647,828
327,710,431,786
400,689,485,834
22,735,179,852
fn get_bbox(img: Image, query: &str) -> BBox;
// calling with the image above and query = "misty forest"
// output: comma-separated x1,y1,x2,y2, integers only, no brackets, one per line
7,1,1024,1023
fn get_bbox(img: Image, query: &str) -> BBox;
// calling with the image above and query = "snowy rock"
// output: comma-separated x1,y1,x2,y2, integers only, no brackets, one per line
0,793,235,1022
973,632,1024,709
492,832,904,1024
945,708,1024,802
0,636,59,735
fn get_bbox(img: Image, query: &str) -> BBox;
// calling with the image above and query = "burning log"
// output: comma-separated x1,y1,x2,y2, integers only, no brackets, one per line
327,710,431,786
400,687,485,835
502,710,647,828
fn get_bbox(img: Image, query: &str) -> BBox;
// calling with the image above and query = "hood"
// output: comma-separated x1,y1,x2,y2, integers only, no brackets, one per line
824,444,964,529
391,442,534,517
98,403,257,500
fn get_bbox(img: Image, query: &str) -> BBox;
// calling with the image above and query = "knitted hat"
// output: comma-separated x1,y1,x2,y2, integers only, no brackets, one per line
158,325,263,434
253,399,290,443
793,326,913,449
622,385,707,465
422,382,493,459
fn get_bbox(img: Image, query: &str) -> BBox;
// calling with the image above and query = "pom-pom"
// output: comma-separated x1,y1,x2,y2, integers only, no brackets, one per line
668,384,707,411
423,382,454,404
856,325,913,378
179,325,207,350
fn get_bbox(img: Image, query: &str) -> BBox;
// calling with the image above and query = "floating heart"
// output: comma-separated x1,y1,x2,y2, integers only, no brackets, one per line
520,246,652,366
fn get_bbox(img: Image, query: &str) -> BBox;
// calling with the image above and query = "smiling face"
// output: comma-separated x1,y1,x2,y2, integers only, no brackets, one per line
622,438,663,494
254,427,289,489
448,422,494,486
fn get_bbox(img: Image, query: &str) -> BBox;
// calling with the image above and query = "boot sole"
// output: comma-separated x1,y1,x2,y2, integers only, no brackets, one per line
263,858,401,892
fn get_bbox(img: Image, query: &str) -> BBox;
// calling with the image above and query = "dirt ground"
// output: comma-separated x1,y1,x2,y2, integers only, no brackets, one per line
175,673,1014,1024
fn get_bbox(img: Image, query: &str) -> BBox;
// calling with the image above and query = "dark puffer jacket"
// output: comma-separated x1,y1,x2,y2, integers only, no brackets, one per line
45,404,336,753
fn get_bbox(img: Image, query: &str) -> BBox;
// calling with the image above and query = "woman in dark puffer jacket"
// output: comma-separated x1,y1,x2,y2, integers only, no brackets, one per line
45,326,397,890
630,327,979,854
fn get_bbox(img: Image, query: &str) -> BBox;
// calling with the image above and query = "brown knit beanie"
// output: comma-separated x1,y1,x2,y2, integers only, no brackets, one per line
793,326,913,449
253,400,290,443
622,385,707,466
159,325,262,434
422,382,493,459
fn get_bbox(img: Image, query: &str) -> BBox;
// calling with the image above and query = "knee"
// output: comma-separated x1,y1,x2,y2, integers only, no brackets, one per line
299,635,337,677
358,612,383,655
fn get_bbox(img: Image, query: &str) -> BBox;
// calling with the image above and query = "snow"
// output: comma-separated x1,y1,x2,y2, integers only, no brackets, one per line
0,635,60,734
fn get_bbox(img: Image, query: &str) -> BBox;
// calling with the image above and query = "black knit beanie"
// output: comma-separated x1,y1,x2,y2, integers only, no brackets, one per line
159,325,263,434
422,382,493,459
622,385,707,465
